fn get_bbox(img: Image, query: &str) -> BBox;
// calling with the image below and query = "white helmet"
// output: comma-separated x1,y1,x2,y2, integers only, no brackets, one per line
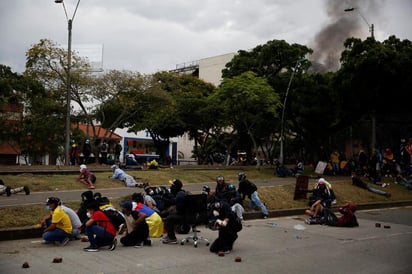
80,164,87,171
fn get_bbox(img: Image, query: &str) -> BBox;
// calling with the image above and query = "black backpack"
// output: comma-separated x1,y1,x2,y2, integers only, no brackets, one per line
102,208,125,231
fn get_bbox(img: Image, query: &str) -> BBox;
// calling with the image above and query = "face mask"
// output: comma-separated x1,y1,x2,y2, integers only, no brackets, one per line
213,210,220,217
86,212,92,218
45,205,51,211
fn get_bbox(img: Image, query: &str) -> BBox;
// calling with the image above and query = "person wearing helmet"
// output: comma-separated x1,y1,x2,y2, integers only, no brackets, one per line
237,172,269,219
42,197,72,246
143,186,160,213
228,184,244,221
109,165,144,188
215,175,230,202
78,164,96,189
209,201,240,254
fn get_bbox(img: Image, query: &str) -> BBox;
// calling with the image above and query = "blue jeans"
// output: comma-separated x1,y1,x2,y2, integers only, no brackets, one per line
366,186,389,196
86,225,115,247
249,191,268,216
43,228,70,243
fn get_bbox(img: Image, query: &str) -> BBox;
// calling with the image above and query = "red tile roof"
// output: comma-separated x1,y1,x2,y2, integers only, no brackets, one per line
75,124,121,140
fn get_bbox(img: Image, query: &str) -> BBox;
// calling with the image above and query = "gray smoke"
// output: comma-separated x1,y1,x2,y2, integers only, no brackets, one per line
310,0,384,72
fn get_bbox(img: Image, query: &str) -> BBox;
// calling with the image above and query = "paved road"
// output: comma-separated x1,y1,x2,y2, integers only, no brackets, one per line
0,176,330,208
0,207,411,274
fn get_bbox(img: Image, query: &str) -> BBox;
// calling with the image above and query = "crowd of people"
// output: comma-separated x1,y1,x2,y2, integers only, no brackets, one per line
38,172,277,255
69,139,123,166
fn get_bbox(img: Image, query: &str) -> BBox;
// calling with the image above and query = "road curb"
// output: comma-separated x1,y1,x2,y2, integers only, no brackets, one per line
1,200,411,241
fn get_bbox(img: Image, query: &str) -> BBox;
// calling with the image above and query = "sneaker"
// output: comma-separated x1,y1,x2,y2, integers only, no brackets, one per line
134,242,144,248
118,223,125,234
108,238,117,251
263,214,268,219
5,186,11,197
144,239,152,246
162,237,178,244
61,237,70,246
224,250,231,254
83,245,99,252
23,186,30,195
88,185,95,189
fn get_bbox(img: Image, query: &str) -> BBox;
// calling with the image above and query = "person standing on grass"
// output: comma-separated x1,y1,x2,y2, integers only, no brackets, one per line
42,197,72,246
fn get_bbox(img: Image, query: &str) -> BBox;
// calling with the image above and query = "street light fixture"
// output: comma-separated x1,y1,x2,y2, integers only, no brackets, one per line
54,0,81,165
279,58,305,165
344,7,374,38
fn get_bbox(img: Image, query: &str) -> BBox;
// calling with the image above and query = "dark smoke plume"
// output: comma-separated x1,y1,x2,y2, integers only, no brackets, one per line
309,0,383,72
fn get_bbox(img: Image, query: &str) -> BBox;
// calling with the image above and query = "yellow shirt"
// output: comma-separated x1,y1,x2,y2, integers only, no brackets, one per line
52,205,72,234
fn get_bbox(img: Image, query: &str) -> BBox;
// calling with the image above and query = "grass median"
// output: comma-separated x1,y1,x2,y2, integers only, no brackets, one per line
1,166,411,229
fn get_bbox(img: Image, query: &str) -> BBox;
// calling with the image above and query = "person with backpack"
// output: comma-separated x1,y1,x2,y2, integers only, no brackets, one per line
83,201,117,252
237,172,269,219
119,201,151,247
209,201,241,254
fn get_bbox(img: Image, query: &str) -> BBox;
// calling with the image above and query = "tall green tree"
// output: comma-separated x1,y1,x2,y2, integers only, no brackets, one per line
211,71,281,166
0,65,64,164
335,35,412,147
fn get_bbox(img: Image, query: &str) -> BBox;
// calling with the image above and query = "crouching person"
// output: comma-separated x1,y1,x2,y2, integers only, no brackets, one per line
42,197,72,246
120,201,151,247
209,201,241,254
83,201,117,252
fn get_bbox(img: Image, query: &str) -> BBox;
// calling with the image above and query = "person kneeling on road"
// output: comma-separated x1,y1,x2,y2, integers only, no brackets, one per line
209,201,241,254
120,201,151,247
83,201,117,252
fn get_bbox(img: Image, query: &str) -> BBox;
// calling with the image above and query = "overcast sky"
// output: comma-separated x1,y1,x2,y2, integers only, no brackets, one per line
0,0,411,74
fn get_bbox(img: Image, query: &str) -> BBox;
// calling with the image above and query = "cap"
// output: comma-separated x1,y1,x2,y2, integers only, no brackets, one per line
120,201,133,210
46,197,60,205
111,165,117,170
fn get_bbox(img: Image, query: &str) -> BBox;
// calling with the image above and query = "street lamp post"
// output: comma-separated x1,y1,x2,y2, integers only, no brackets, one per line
279,59,304,165
344,7,374,39
345,6,376,150
54,0,81,165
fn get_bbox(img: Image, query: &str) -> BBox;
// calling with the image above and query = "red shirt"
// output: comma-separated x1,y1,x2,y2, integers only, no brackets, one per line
91,210,117,236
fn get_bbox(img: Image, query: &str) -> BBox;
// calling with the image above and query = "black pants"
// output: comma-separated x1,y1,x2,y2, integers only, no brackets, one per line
165,213,185,239
210,227,238,253
120,222,149,246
